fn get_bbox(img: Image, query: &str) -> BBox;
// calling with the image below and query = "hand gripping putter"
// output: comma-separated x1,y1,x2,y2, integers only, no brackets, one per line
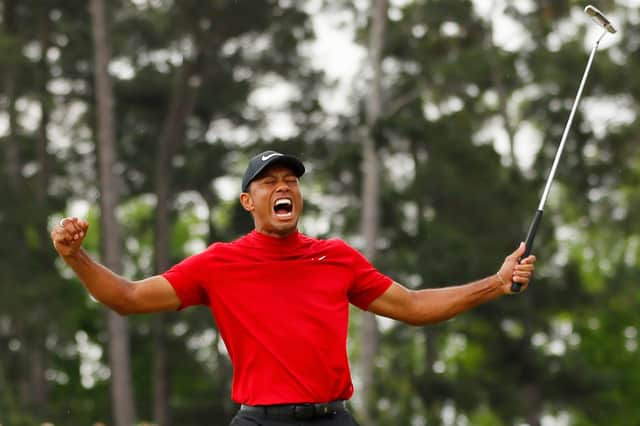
511,5,617,292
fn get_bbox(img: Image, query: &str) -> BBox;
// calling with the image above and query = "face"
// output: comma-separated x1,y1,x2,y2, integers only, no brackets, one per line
240,164,303,238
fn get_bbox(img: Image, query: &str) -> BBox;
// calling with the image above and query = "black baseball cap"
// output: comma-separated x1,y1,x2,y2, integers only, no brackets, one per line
241,150,305,192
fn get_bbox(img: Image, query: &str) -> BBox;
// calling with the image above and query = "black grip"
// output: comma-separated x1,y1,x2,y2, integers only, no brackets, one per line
511,209,543,293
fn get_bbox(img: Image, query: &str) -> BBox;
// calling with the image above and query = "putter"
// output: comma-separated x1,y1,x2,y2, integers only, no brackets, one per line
511,5,617,292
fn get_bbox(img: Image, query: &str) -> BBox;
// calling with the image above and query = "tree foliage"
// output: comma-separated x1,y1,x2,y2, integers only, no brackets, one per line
1,1,639,425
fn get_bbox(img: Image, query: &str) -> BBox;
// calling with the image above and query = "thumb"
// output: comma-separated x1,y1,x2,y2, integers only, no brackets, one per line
510,242,526,259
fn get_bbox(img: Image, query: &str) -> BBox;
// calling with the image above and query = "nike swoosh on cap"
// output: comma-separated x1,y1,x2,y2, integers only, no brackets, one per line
261,153,283,161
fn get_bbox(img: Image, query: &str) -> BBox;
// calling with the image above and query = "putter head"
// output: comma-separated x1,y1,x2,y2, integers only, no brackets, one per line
585,5,617,34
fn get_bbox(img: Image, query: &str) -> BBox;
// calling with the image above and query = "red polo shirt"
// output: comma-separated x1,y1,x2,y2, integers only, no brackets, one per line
162,230,393,405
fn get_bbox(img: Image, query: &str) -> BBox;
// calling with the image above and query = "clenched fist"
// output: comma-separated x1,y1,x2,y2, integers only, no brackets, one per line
51,217,89,258
496,242,536,294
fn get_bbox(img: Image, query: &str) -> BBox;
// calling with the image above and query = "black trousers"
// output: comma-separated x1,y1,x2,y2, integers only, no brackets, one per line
230,409,360,426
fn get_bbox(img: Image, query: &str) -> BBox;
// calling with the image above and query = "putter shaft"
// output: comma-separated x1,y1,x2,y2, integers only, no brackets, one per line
511,6,616,292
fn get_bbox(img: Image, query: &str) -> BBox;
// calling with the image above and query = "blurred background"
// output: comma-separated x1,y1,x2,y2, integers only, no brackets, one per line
1,0,639,425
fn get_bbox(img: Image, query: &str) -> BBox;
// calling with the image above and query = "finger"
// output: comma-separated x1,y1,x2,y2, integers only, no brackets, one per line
58,217,86,241
68,218,89,234
68,219,84,237
69,225,85,241
59,217,76,231
515,263,535,272
78,219,89,232
513,270,532,279
60,226,78,244
513,271,533,281
59,219,84,242
508,279,528,292
52,227,73,245
515,268,533,279
520,255,537,264
513,265,532,274
69,217,82,231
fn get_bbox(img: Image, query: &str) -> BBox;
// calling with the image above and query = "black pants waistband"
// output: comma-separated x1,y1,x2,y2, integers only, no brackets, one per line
240,400,346,420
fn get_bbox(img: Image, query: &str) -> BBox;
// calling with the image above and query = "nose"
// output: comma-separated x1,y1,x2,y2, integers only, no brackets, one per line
275,182,290,193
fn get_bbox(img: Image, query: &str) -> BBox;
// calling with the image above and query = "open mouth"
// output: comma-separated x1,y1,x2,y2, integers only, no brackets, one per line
273,198,293,217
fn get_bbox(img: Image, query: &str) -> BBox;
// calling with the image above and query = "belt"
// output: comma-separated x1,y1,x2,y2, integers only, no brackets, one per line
240,400,345,420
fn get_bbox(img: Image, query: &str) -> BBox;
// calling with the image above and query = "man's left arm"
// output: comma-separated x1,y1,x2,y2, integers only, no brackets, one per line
367,243,536,326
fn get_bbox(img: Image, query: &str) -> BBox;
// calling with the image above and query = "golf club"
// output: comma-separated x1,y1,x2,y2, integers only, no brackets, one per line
511,5,617,292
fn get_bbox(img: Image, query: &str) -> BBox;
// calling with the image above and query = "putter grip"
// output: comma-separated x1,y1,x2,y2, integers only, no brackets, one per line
511,209,543,292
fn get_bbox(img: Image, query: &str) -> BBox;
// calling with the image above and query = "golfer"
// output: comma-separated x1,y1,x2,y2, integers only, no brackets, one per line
51,151,536,425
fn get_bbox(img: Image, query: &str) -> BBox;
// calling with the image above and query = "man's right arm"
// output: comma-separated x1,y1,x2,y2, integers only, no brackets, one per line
51,217,181,315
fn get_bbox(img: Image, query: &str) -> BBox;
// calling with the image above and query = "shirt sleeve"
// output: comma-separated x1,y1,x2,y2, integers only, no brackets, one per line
162,248,211,310
342,242,393,310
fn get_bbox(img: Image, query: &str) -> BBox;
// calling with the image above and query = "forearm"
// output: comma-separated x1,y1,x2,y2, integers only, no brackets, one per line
62,248,134,314
369,244,535,326
406,275,504,325
370,275,505,326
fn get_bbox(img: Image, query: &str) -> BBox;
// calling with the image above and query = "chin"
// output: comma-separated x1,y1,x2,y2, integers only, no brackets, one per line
271,220,298,236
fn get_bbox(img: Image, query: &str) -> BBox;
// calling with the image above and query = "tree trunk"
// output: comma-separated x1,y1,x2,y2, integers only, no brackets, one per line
423,327,441,425
152,114,171,425
357,1,387,424
36,6,51,210
203,189,236,419
487,0,517,168
409,142,443,423
28,346,47,411
152,61,201,426
106,314,136,426
89,1,137,425
151,319,169,426
2,0,20,190
25,9,55,418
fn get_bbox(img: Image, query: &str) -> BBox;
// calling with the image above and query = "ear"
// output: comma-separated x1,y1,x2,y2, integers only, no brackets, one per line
239,192,254,212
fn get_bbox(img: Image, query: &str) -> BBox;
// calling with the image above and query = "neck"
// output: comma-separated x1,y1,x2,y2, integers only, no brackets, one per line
254,227,298,239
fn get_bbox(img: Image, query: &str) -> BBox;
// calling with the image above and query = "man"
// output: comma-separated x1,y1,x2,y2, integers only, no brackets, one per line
51,150,536,426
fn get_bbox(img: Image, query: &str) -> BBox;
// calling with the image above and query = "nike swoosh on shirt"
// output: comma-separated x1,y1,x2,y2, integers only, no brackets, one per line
261,153,283,161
